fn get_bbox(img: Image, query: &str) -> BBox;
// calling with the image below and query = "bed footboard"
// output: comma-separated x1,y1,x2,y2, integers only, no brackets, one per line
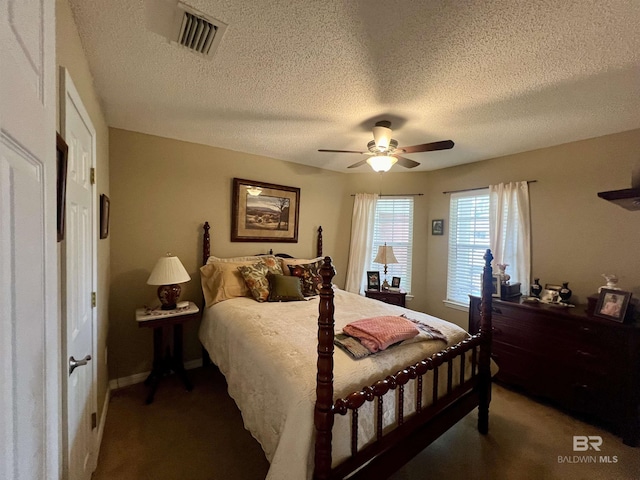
314,250,494,480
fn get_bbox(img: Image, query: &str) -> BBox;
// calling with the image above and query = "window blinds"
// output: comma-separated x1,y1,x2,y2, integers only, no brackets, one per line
447,190,490,305
369,197,414,293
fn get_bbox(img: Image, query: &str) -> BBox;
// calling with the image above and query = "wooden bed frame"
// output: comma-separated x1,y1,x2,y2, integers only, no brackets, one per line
201,221,493,480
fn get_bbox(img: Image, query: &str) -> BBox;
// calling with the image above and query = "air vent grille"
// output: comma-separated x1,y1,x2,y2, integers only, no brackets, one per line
173,4,227,58
178,12,216,54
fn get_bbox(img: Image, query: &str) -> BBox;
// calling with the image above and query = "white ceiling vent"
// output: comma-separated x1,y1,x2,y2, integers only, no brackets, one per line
172,2,227,58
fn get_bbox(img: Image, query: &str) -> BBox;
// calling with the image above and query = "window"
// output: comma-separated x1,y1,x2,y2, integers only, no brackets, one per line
446,190,490,306
368,197,414,293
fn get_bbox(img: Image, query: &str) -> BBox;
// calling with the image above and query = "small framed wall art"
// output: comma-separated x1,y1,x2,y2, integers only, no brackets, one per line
100,194,110,239
432,219,444,235
56,133,69,242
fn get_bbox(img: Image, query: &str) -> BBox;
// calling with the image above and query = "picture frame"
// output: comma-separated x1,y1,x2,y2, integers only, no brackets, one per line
432,219,444,235
545,283,562,291
100,194,110,239
491,274,501,298
231,178,300,243
391,276,401,289
367,271,381,291
482,273,501,298
56,133,69,242
540,288,560,304
595,288,632,323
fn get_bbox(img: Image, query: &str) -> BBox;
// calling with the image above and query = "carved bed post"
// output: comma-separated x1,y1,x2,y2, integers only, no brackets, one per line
314,256,336,480
203,221,210,266
478,249,493,434
317,226,323,257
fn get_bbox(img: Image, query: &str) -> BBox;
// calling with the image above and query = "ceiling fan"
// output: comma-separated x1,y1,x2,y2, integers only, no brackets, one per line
318,120,454,172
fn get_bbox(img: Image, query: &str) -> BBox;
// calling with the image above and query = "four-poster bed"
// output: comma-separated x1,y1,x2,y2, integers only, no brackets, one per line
199,221,494,479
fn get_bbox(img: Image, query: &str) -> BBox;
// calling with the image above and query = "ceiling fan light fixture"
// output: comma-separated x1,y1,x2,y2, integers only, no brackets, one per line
373,125,392,151
367,155,397,172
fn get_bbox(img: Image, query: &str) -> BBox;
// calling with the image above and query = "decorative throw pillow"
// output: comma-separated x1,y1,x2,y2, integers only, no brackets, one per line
237,262,271,302
279,256,324,276
267,274,305,302
288,259,323,296
237,260,284,302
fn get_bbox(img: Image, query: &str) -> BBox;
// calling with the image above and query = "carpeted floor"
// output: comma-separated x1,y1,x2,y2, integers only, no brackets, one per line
93,367,640,480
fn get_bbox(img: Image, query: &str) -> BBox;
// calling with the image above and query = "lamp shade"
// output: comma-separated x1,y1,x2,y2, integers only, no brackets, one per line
147,255,191,285
372,125,392,151
367,155,398,172
374,244,398,265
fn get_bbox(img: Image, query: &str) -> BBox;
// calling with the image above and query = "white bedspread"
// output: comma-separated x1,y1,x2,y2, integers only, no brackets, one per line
198,288,470,480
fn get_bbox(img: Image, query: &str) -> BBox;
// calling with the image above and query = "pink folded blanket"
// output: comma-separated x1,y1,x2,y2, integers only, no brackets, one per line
343,316,419,353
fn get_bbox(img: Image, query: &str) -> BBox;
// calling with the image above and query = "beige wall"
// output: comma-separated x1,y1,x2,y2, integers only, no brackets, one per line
109,127,640,381
108,128,351,379
420,129,640,329
56,0,111,420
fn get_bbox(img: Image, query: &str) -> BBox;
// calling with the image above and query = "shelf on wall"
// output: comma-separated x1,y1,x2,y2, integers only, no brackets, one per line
597,187,640,211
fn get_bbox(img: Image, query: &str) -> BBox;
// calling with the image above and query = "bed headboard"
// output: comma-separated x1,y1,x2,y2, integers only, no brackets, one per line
202,221,323,266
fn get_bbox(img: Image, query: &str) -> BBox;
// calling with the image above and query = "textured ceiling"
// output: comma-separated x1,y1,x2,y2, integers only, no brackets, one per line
68,0,640,172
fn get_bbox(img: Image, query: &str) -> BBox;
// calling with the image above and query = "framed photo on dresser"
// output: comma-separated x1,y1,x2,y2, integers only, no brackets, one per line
367,271,380,291
595,288,631,323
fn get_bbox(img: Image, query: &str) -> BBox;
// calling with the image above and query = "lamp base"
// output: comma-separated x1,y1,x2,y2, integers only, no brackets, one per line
158,284,181,310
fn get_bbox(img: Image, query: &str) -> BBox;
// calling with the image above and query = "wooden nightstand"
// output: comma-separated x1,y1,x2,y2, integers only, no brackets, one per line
136,301,200,404
365,289,407,307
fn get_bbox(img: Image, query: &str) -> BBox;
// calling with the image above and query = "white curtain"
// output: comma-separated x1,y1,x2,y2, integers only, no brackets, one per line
345,193,378,294
489,181,531,295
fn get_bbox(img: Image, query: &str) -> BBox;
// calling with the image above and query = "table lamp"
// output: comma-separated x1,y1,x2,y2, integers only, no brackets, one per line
147,253,191,310
374,243,398,290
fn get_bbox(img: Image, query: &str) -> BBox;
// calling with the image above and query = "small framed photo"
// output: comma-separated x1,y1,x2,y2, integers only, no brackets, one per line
595,289,632,323
432,219,444,235
100,194,110,239
482,273,501,298
391,277,401,289
540,289,560,304
545,283,562,291
367,271,380,291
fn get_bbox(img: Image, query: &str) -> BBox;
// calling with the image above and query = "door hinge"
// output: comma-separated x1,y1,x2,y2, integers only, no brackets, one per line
90,167,96,185
91,292,96,308
91,412,97,430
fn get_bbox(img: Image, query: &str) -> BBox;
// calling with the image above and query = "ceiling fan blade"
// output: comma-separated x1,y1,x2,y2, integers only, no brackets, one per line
348,159,368,169
399,140,454,154
318,149,367,154
394,156,420,169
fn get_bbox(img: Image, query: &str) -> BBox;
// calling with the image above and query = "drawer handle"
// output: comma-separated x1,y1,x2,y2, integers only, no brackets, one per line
572,383,589,390
576,349,595,359
579,326,591,333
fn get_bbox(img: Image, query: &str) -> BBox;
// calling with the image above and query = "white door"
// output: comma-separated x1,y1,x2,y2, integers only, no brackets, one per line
60,68,98,480
0,1,60,479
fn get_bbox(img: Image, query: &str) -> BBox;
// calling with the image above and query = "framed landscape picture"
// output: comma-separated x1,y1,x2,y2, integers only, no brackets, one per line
231,178,300,242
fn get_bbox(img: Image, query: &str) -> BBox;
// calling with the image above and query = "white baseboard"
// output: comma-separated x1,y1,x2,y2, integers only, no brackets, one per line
108,358,202,391
97,386,110,451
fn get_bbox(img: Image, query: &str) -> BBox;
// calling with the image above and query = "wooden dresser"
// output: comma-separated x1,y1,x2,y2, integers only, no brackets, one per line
365,289,406,307
469,296,640,446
